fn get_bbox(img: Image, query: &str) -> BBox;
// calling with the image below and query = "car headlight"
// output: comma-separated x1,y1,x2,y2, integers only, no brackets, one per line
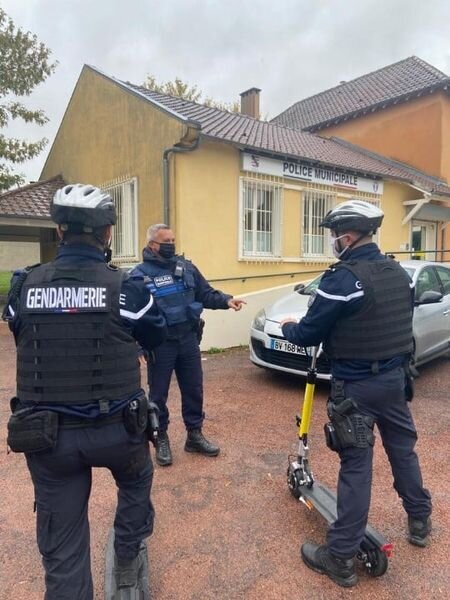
252,308,266,332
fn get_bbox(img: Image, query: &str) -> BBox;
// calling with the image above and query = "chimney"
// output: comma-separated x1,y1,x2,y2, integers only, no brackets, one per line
240,87,261,119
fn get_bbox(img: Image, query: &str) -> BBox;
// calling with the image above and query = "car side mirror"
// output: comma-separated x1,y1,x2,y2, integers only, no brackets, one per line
415,290,443,305
294,283,306,293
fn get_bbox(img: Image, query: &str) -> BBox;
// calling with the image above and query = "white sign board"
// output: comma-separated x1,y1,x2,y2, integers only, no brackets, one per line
242,152,384,195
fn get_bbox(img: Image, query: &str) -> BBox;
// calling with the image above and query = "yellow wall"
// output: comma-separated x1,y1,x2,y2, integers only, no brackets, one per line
172,142,331,295
379,181,421,255
41,66,187,252
323,93,446,179
172,141,416,295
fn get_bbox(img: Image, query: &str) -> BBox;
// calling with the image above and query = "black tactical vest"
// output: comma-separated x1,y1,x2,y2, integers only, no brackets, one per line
16,261,140,405
323,258,414,361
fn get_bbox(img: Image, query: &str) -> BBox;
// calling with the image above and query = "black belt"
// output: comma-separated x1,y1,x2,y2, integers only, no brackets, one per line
59,412,124,429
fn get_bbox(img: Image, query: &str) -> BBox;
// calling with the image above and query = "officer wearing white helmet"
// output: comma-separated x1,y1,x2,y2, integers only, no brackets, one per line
3,184,167,599
281,199,432,587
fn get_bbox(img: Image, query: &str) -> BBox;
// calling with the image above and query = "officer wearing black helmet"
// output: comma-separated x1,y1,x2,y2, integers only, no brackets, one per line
281,200,432,588
3,184,166,600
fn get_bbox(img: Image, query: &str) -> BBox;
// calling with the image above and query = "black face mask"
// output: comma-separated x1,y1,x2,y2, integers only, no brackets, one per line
158,242,176,259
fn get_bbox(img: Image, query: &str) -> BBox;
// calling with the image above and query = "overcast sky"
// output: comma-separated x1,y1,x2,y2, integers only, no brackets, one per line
2,0,450,184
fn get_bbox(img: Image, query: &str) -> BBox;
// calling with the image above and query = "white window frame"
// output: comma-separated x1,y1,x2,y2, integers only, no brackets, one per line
302,189,336,259
239,176,283,259
102,177,139,264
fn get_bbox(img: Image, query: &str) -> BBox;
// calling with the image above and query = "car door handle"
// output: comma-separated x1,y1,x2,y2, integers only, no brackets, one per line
444,309,450,316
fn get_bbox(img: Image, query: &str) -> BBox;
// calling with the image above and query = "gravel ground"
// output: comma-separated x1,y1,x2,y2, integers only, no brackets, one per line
0,321,449,600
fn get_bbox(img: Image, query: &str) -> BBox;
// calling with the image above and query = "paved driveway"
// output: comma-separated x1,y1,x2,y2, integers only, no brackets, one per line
0,322,449,599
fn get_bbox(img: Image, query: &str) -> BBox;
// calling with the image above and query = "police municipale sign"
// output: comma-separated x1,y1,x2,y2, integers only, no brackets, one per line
242,152,384,195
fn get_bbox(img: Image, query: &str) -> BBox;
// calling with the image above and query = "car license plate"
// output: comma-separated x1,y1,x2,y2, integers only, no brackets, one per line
270,339,306,355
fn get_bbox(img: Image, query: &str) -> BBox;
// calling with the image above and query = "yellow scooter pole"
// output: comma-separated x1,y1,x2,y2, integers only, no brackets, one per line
298,346,320,439
288,346,321,497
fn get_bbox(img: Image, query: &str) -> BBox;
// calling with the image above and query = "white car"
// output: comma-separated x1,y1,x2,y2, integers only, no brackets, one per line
250,260,450,379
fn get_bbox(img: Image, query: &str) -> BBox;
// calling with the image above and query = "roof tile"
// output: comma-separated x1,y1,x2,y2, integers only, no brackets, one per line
0,176,65,219
272,56,450,131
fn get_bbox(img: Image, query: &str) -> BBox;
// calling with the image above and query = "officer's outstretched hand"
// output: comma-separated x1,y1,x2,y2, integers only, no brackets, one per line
228,298,246,311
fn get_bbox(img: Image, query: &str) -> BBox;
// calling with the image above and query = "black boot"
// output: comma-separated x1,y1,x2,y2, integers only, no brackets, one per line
408,516,432,547
185,429,220,456
114,553,142,589
155,431,172,466
301,543,358,588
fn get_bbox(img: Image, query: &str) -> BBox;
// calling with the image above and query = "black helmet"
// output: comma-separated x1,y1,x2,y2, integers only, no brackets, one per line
319,200,384,234
51,184,116,232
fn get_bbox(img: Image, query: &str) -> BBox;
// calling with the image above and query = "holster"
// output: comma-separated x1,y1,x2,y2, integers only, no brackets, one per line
196,318,205,344
7,397,59,454
403,358,415,402
324,381,375,452
123,394,160,445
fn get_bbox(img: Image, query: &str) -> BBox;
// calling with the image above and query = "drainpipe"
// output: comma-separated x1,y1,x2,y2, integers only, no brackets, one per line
163,125,200,226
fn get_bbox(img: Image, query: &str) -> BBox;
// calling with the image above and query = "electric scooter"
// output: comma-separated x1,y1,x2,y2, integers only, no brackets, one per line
104,527,150,600
287,346,392,577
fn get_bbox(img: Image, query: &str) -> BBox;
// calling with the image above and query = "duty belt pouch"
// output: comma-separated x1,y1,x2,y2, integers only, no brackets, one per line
7,401,59,454
123,394,148,435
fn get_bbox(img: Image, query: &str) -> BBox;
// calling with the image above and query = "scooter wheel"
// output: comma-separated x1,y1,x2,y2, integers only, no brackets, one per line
365,548,388,577
287,469,303,500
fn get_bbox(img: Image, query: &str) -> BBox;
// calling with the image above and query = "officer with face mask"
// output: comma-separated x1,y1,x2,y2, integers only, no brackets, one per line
3,184,167,599
281,200,432,588
131,224,246,467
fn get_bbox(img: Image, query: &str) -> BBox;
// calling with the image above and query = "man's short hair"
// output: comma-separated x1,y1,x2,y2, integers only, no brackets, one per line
146,224,170,242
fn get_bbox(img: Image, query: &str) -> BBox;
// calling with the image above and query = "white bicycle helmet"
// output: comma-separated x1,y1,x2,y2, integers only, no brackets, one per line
319,200,384,234
51,184,116,231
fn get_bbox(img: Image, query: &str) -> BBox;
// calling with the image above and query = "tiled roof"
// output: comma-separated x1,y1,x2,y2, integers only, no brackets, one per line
271,56,450,131
116,76,450,197
0,175,65,219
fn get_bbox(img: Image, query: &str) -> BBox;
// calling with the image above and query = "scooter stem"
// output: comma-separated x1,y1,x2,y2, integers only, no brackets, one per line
298,346,319,438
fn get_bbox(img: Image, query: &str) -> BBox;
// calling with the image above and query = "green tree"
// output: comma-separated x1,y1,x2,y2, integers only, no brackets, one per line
143,74,240,113
0,9,57,191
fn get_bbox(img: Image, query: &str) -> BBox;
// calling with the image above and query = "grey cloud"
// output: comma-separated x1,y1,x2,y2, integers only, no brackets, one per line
1,0,450,182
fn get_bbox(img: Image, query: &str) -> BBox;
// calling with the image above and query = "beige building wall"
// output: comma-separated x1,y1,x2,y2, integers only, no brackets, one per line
172,141,416,295
379,181,422,255
173,143,333,295
0,241,40,270
41,66,187,253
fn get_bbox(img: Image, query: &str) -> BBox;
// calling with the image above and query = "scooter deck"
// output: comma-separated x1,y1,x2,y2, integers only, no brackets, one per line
301,481,388,549
104,528,150,600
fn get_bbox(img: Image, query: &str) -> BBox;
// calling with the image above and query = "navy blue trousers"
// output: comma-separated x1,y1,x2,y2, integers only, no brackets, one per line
148,331,204,432
327,366,432,559
26,422,154,600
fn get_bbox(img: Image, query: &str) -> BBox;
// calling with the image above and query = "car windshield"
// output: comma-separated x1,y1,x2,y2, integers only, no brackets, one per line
402,267,415,278
299,274,323,295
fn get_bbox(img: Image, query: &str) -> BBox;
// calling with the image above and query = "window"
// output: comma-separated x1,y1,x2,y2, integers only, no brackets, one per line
415,267,441,300
302,190,335,257
102,177,138,263
241,178,282,257
301,192,381,258
435,265,450,295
